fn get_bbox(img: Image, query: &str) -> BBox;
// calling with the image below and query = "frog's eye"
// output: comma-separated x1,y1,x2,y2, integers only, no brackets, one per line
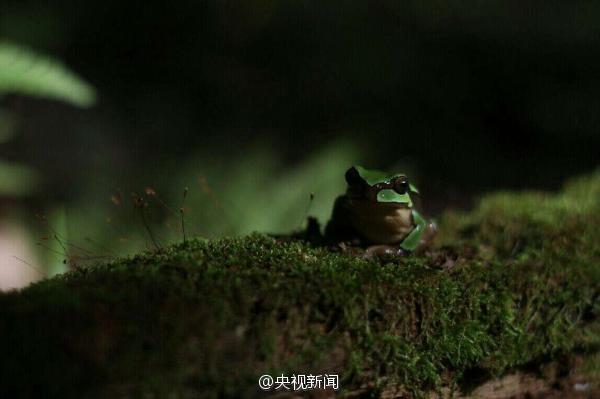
393,176,409,194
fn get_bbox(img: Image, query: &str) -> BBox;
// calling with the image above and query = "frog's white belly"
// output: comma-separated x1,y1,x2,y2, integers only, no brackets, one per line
344,199,414,244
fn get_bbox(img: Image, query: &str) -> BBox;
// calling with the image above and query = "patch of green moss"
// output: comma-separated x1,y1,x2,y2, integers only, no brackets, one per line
0,172,598,398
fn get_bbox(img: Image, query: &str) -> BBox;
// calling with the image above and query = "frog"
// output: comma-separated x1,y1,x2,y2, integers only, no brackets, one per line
325,165,436,257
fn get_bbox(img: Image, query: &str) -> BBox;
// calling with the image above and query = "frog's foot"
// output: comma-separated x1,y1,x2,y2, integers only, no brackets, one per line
363,244,407,258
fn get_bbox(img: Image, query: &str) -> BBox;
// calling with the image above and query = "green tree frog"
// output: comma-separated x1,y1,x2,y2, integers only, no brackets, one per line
325,166,436,257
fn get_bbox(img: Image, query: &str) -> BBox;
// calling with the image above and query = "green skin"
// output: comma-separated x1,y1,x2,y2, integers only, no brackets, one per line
326,166,435,256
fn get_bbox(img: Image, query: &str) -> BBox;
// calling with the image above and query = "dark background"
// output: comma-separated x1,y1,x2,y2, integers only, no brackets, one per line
1,1,599,259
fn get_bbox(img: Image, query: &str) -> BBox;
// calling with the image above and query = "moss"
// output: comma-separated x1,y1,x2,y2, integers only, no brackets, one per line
1,172,599,398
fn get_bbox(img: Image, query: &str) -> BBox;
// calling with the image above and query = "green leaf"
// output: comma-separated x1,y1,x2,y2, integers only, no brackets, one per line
0,41,96,107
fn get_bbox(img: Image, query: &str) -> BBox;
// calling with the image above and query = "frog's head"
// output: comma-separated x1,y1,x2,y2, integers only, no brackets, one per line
345,165,419,207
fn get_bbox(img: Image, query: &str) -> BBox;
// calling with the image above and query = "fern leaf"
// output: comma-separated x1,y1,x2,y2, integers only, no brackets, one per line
0,41,96,107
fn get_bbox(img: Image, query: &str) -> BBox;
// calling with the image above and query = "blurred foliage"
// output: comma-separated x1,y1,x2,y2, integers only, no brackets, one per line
61,141,361,259
0,40,96,280
0,40,95,196
0,159,38,196
0,41,95,107
173,140,360,237
2,0,599,198
0,109,17,143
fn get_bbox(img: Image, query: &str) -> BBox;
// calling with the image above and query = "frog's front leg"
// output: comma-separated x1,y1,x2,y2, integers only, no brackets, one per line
399,210,436,252
416,219,437,251
363,211,436,258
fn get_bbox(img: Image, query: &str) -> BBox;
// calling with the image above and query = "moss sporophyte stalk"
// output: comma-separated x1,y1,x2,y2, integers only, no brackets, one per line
0,171,598,398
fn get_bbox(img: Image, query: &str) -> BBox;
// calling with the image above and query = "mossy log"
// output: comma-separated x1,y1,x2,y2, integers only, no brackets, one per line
1,173,598,398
